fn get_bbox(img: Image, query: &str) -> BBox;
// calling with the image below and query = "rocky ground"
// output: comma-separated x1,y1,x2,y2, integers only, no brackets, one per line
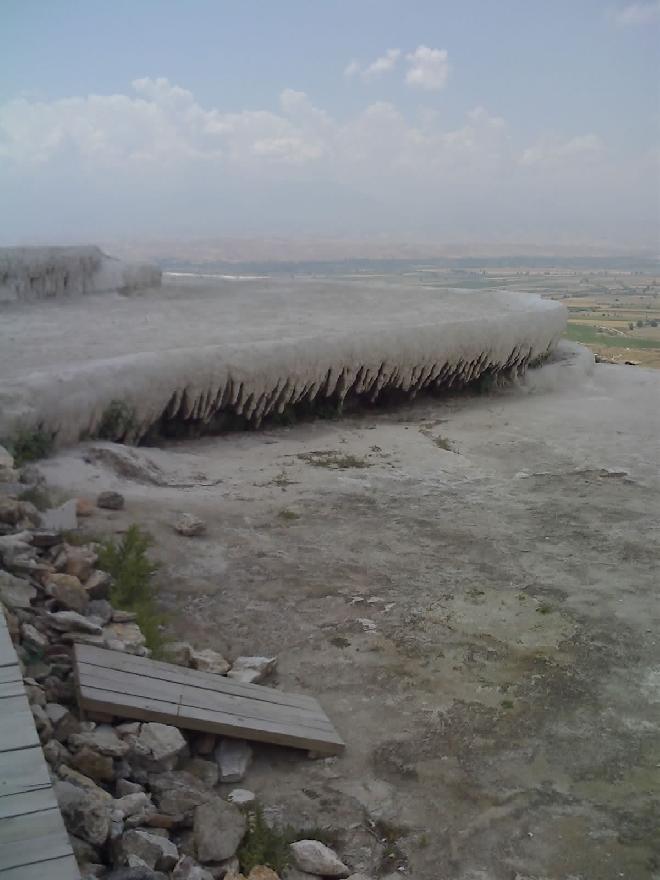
2,343,659,879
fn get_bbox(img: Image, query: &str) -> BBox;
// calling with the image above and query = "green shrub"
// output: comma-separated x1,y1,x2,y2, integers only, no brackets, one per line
97,525,165,654
238,806,291,874
7,424,56,467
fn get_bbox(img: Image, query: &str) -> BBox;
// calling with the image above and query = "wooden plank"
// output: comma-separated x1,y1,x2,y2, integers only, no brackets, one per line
0,788,57,820
0,665,22,685
79,684,344,754
0,855,81,880
77,665,337,734
0,697,40,752
75,643,319,710
0,747,51,797
0,680,25,699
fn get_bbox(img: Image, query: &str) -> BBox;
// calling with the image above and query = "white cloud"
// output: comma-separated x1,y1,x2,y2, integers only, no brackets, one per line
613,1,660,25
520,134,604,167
344,49,401,81
405,46,450,91
0,77,650,246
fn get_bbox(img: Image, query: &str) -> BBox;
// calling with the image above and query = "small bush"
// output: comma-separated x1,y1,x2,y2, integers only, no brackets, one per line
7,424,56,467
97,525,165,654
298,450,371,469
238,806,291,874
97,400,137,441
17,485,54,511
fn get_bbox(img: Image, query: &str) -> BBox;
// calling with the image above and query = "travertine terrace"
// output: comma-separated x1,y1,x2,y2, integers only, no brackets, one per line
0,258,566,449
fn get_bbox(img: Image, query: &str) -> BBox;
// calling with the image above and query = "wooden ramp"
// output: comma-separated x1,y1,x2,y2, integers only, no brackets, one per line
74,644,345,755
0,612,80,880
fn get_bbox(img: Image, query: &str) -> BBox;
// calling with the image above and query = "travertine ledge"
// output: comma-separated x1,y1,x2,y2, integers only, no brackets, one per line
0,273,566,448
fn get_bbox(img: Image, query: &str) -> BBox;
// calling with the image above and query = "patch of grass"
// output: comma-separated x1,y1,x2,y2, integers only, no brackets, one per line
97,525,165,655
61,529,103,547
500,699,515,710
565,323,660,350
536,603,553,615
277,508,300,522
298,450,371,469
97,399,138,441
270,468,297,489
238,806,291,874
329,635,350,649
7,424,56,467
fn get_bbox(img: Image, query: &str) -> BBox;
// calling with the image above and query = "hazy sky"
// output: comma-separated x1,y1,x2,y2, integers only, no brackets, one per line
1,0,658,249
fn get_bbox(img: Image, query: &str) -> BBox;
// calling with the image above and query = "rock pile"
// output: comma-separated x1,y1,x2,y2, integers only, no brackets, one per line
0,445,368,880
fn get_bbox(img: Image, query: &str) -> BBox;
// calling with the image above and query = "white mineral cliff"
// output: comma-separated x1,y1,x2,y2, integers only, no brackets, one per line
0,245,161,303
0,268,567,449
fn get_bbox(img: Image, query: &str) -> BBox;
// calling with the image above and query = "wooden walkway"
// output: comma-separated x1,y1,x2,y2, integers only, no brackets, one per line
74,643,345,755
0,611,80,880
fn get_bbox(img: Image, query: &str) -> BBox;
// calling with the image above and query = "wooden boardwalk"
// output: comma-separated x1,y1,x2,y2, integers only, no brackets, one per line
0,611,80,880
74,643,345,755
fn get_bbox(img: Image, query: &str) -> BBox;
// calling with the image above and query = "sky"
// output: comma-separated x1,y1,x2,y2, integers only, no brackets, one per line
1,0,658,250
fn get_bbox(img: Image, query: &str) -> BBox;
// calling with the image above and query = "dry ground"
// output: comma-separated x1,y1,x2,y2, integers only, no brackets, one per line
41,345,660,880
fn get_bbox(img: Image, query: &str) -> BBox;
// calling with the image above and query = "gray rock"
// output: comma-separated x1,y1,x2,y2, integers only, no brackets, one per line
43,738,72,766
87,598,114,625
55,779,112,845
0,570,36,610
227,788,256,807
21,621,48,652
0,444,14,469
119,829,178,871
115,779,143,797
214,739,252,783
189,648,230,675
193,797,246,862
226,656,277,685
290,840,350,877
137,722,187,769
46,572,89,613
104,621,147,654
174,513,206,537
163,641,193,667
147,770,214,817
63,544,97,581
172,856,215,880
97,490,125,510
71,746,115,782
182,757,219,788
114,791,154,823
47,610,102,633
70,724,130,757
84,569,112,600
41,499,78,531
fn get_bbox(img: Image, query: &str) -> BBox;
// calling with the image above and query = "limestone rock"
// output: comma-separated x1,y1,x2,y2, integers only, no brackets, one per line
163,641,193,667
87,598,114,625
190,648,230,675
41,499,78,531
46,572,89,613
0,570,36,609
84,569,112,600
55,778,112,845
215,739,252,783
228,788,256,808
47,610,102,634
290,841,349,878
71,745,115,782
21,621,48,652
226,656,277,685
147,770,214,817
119,829,179,871
137,722,187,769
116,778,145,796
64,544,97,581
194,797,246,862
97,490,125,510
70,724,130,757
104,621,147,654
182,757,219,788
174,513,206,537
